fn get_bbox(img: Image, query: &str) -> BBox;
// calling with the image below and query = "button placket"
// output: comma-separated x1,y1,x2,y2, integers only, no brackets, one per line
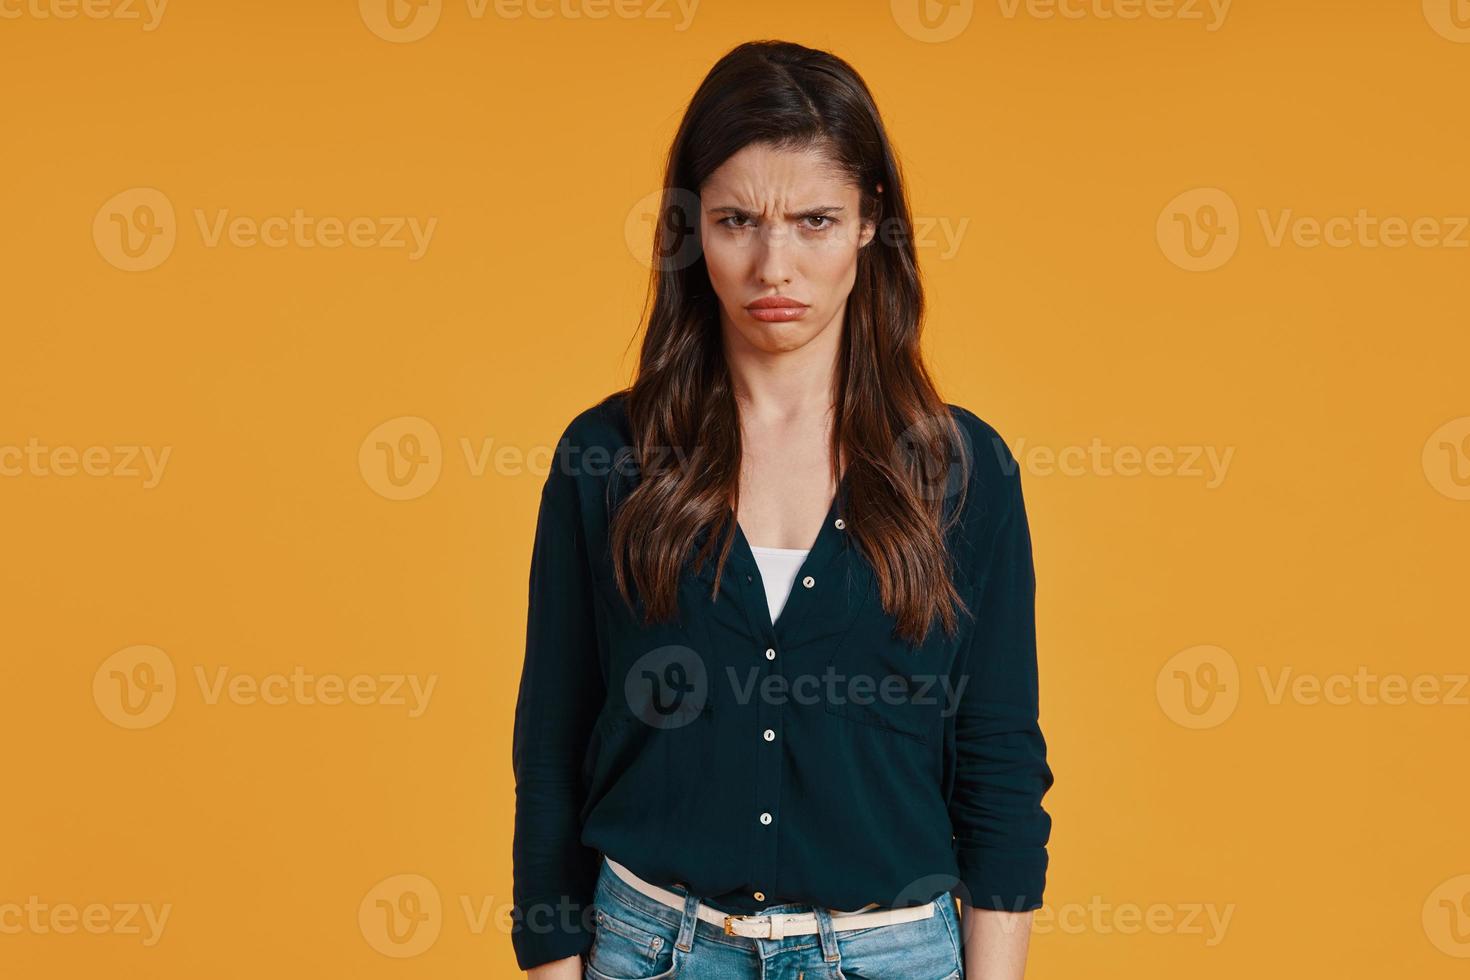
728,497,847,911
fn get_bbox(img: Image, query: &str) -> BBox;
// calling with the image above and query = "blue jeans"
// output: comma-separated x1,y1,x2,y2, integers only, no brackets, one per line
584,857,965,980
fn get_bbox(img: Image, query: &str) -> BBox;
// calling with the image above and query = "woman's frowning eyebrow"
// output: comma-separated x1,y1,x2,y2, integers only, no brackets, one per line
707,204,847,219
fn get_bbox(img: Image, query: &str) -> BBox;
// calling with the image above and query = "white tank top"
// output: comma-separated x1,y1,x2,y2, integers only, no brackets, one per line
748,545,811,624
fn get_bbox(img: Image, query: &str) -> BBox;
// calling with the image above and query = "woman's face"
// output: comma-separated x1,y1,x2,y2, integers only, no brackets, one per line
700,142,876,356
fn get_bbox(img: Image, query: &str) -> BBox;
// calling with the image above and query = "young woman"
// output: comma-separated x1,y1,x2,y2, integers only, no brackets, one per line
512,40,1054,980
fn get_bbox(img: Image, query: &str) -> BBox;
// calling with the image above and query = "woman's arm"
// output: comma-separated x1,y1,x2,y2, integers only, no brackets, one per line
511,431,608,973
947,428,1054,979
961,904,1034,980
526,953,584,980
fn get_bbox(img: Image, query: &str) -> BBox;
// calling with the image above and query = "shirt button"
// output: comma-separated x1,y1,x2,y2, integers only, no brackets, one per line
759,812,772,825
802,575,815,588
834,518,845,530
753,891,766,901
763,729,775,741
765,648,776,660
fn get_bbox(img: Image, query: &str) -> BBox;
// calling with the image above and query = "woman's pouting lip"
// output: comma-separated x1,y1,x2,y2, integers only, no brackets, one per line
746,306,809,321
745,296,810,322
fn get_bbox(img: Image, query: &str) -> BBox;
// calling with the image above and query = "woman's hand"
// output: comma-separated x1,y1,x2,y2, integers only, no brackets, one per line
526,952,582,979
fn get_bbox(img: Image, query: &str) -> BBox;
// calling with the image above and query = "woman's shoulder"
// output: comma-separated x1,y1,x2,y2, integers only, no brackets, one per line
542,389,636,499
555,388,633,451
943,401,1024,504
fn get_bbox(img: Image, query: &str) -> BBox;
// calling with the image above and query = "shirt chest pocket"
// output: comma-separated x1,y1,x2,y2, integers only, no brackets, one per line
822,578,974,746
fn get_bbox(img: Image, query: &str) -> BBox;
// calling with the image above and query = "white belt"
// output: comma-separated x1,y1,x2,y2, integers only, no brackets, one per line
603,857,935,940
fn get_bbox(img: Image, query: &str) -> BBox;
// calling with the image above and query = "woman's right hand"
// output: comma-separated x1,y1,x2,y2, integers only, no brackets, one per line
527,952,583,980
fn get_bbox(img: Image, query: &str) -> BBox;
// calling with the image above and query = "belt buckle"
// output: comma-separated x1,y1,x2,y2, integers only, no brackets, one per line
722,914,747,936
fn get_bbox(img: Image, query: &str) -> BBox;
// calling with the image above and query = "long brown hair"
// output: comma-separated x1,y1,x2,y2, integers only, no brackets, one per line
609,39,971,646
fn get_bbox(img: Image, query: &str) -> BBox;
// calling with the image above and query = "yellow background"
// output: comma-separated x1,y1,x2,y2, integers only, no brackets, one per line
3,0,1469,976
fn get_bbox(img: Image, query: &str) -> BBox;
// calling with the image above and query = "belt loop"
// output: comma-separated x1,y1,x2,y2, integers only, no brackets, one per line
813,906,840,964
675,886,701,953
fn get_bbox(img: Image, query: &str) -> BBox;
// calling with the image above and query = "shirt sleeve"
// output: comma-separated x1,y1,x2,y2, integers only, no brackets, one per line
510,455,607,970
948,447,1055,912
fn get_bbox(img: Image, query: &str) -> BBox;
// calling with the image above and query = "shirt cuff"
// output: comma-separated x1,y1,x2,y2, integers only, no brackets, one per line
510,892,596,971
953,845,1049,912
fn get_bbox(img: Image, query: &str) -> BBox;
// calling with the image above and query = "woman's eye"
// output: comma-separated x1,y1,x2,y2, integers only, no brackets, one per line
719,215,752,229
804,215,834,230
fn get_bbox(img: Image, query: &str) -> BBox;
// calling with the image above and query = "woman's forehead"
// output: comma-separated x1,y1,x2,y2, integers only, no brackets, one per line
703,145,855,204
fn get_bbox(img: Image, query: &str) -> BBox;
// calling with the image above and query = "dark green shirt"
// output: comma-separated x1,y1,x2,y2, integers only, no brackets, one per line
510,391,1054,970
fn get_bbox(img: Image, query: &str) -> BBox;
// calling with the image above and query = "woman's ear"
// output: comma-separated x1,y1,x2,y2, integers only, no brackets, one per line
859,183,884,248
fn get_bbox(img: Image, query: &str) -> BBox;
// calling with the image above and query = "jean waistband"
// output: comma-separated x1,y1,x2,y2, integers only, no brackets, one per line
604,856,885,916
